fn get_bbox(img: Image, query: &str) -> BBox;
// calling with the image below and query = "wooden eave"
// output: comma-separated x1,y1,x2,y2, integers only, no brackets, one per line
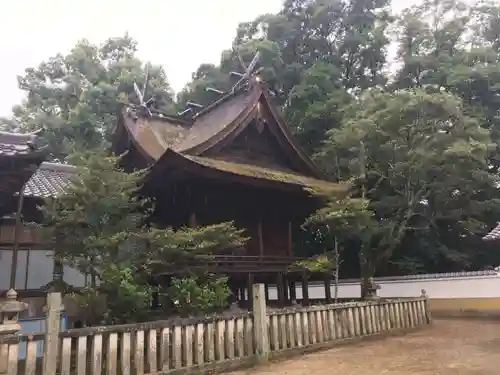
147,149,347,196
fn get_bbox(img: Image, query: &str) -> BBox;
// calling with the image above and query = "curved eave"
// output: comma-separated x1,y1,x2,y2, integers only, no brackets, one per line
119,111,159,165
148,149,347,196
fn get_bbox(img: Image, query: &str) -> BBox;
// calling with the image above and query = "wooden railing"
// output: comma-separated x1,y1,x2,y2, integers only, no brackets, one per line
158,255,306,274
0,225,46,245
0,289,431,375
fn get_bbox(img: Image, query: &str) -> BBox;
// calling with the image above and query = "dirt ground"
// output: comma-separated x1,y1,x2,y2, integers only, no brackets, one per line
227,319,500,375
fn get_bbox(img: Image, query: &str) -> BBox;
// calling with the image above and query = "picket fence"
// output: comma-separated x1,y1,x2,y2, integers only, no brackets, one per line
0,285,431,375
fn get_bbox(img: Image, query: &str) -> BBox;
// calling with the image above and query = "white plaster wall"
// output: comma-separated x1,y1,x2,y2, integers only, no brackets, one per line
267,272,500,300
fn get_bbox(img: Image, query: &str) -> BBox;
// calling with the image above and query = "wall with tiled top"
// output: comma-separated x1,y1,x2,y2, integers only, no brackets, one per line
267,270,500,300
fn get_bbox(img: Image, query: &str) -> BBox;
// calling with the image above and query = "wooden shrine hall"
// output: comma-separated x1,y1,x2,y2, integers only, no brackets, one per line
112,73,346,307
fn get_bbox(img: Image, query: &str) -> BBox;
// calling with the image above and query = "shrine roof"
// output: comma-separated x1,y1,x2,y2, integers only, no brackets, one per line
119,78,321,178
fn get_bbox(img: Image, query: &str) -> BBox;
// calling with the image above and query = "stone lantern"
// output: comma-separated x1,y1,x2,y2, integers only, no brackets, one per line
362,277,381,300
0,289,28,336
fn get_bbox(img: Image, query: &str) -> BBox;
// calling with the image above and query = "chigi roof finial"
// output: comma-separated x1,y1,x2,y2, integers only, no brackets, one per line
132,67,155,117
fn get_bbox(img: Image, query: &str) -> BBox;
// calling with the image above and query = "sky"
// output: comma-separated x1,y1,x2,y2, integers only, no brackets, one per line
0,0,420,118
0,0,284,117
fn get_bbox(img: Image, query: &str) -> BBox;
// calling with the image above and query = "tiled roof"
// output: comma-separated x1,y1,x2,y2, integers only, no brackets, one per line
0,130,43,157
483,223,500,241
23,162,77,198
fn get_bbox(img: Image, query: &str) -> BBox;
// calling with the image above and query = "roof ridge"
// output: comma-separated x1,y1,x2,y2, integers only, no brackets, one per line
39,162,78,173
192,86,249,120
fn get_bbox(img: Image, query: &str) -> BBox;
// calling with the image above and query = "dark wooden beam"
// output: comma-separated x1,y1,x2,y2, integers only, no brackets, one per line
247,273,254,310
301,272,309,306
276,273,285,307
287,221,293,257
324,277,332,304
189,212,197,228
257,219,264,257
289,281,297,304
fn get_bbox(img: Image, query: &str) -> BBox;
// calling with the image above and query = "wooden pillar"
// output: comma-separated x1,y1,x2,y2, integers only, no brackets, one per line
324,276,332,303
283,273,289,304
188,212,197,228
257,220,264,257
289,281,297,303
247,273,254,310
276,273,285,307
238,284,245,307
287,221,293,257
10,186,25,289
301,272,310,306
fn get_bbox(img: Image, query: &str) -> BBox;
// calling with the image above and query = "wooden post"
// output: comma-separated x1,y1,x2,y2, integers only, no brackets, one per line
238,284,245,307
247,273,254,310
257,220,264,257
324,277,332,303
252,284,269,361
287,221,293,257
188,212,197,228
283,274,289,304
9,186,25,289
301,272,310,306
276,273,285,307
289,281,297,304
43,292,63,375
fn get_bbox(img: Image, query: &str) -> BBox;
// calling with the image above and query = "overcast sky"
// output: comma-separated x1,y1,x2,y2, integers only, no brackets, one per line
0,0,285,117
0,0,417,118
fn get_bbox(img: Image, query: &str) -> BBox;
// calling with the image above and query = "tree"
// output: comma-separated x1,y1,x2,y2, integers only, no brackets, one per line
180,0,392,152
318,88,500,278
42,154,247,324
301,196,374,299
1,35,175,162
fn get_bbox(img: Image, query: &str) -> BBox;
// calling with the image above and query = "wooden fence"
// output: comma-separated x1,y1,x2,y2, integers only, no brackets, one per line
0,285,431,375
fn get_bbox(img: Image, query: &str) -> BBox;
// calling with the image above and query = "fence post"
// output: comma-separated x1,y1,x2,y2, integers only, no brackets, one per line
252,284,269,361
0,289,28,375
43,293,63,375
421,289,432,324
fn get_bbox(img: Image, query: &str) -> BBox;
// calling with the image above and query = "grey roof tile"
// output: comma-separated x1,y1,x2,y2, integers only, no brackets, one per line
24,162,77,198
0,130,41,156
483,223,500,241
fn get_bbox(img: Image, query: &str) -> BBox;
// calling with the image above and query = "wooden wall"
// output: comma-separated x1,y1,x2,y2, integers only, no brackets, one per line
153,179,309,258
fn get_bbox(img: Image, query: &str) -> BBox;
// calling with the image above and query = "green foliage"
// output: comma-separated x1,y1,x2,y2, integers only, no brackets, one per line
167,275,231,317
1,34,175,161
43,154,246,324
6,0,500,280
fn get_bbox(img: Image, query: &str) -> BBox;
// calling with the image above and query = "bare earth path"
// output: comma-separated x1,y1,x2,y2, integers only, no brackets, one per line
227,320,500,375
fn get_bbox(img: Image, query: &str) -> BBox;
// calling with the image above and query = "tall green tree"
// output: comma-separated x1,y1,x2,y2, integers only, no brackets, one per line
2,35,175,161
318,88,500,276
